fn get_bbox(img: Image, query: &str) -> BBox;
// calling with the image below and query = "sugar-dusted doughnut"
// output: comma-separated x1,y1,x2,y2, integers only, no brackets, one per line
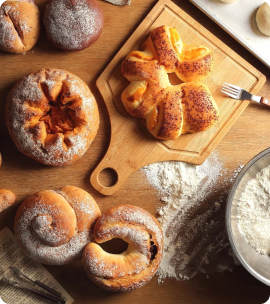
6,68,99,166
83,205,163,292
14,186,101,265
0,0,40,54
43,0,103,51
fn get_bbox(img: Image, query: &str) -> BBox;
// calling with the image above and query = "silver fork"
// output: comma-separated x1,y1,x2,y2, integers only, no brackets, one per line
221,82,270,107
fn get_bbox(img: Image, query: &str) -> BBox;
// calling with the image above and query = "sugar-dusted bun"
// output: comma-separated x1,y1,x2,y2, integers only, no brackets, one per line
0,189,16,213
83,205,163,292
15,186,101,265
145,86,183,140
175,45,213,82
179,82,219,133
6,68,99,166
44,0,103,51
0,0,40,54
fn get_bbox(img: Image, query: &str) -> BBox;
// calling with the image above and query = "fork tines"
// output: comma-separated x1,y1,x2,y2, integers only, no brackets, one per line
221,82,242,100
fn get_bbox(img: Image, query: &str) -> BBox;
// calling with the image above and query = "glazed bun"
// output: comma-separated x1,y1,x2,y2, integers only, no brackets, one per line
6,68,99,166
44,0,103,51
0,0,40,54
83,205,163,292
14,186,101,265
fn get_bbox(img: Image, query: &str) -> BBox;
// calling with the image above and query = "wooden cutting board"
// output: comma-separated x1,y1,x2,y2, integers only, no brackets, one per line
90,0,266,196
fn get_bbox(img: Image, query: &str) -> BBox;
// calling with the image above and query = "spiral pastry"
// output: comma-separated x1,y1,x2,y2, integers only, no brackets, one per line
82,205,163,292
14,186,101,265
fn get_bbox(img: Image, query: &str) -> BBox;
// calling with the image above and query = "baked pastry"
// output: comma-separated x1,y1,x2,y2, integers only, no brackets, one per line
43,0,103,51
145,86,183,140
0,189,16,213
6,68,99,166
14,186,101,265
0,0,40,54
136,25,213,81
145,83,219,140
180,82,219,134
121,25,218,140
83,205,163,292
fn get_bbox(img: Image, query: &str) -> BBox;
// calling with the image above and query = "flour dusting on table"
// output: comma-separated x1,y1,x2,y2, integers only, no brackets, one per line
142,153,242,282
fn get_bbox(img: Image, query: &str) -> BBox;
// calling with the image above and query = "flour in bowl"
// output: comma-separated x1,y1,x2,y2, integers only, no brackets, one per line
238,165,270,255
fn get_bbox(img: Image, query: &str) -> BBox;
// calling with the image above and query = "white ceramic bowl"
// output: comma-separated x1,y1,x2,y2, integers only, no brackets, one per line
226,147,270,286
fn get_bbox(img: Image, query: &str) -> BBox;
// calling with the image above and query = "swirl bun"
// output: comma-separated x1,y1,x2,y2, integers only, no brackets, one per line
14,186,101,265
82,205,163,292
6,69,99,166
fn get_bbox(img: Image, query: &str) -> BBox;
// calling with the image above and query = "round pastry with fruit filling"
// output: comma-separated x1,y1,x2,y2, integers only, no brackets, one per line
6,68,99,166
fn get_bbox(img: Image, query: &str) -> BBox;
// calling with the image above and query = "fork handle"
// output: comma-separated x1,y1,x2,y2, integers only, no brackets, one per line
260,97,270,107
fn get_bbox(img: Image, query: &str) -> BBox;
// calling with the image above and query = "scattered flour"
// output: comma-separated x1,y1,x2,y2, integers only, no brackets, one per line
238,165,270,255
142,153,242,282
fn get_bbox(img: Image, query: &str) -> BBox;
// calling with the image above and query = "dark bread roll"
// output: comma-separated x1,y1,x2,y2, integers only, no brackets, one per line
43,0,103,52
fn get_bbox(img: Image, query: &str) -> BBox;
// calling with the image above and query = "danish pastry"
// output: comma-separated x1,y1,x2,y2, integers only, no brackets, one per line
82,205,163,292
14,186,101,265
0,0,40,54
6,68,99,166
121,25,219,140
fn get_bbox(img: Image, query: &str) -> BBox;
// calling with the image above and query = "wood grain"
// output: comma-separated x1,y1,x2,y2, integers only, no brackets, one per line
91,0,266,195
0,0,270,303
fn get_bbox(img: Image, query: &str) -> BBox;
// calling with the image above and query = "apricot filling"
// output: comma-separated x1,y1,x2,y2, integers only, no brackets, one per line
127,81,148,103
40,102,75,134
182,45,207,60
148,105,160,131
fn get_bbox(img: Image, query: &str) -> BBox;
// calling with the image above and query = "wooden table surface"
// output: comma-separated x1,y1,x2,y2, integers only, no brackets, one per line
1,0,270,303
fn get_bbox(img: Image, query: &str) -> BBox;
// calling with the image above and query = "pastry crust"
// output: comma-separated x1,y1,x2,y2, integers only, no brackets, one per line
6,68,99,166
180,82,219,133
145,86,183,140
0,0,40,54
14,186,101,265
82,205,163,292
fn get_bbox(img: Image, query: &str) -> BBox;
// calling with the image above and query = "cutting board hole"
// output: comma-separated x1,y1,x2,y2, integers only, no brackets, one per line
98,168,118,188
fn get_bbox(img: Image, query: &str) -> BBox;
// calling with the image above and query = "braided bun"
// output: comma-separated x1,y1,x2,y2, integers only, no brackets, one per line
121,25,219,140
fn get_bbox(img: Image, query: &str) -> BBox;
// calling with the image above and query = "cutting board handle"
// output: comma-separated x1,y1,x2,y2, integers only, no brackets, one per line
90,148,138,196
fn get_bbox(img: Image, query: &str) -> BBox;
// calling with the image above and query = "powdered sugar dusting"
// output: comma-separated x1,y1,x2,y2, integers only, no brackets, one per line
44,0,103,51
142,153,242,282
15,187,100,265
6,69,99,166
0,0,39,53
98,205,163,246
